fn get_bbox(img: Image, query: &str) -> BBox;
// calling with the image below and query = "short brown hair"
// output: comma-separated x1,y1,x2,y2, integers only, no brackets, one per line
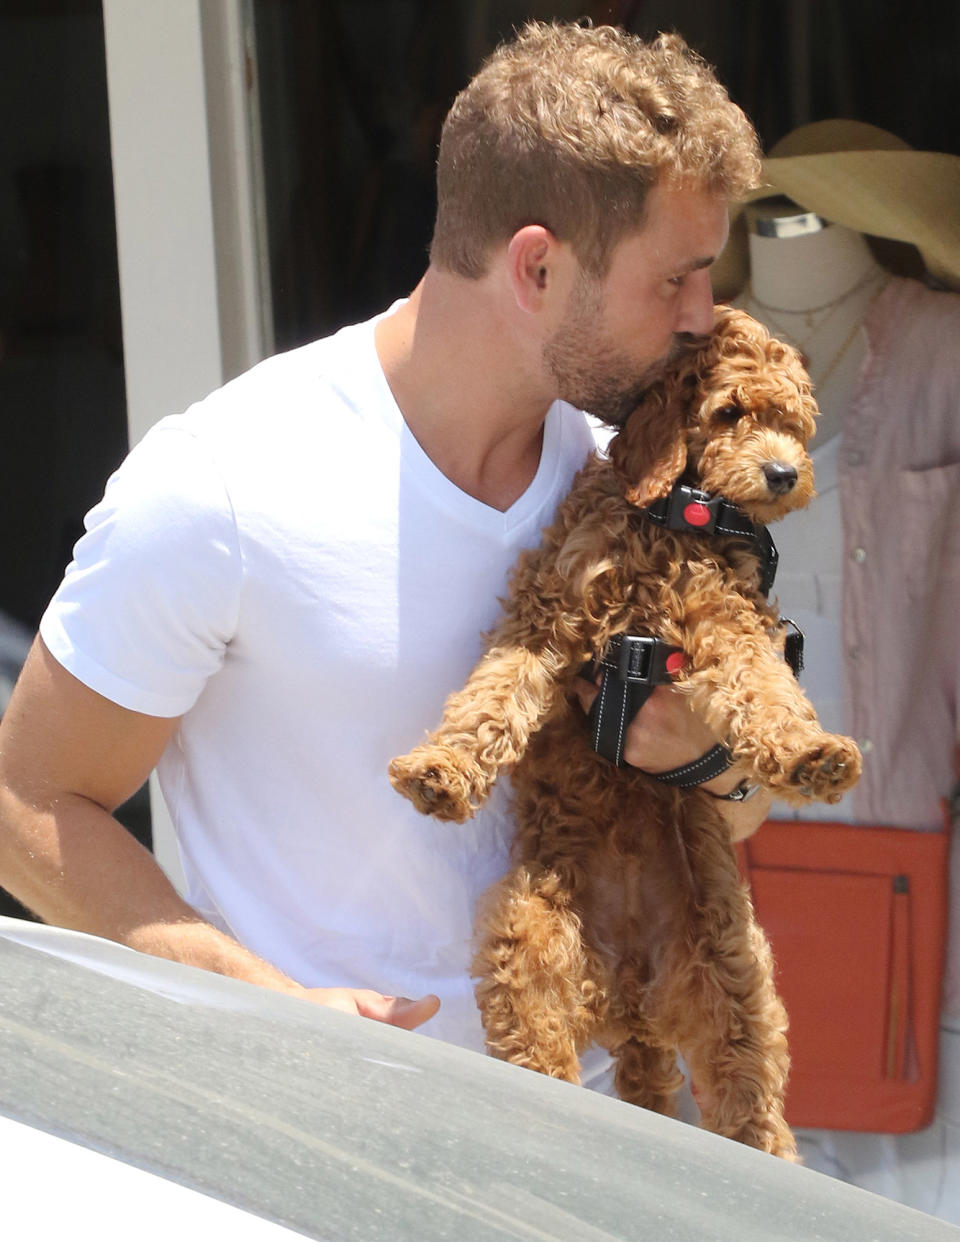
430,22,761,278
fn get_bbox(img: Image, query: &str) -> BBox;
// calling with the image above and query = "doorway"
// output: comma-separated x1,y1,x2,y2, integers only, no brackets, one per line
0,1,149,917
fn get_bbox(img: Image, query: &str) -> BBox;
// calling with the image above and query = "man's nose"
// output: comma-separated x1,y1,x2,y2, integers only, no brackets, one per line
676,268,715,337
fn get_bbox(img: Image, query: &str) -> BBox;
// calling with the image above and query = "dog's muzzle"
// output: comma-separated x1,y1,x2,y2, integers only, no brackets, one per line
763,461,798,494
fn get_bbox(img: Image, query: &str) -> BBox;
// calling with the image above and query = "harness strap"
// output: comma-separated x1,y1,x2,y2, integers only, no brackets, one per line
643,742,732,788
782,617,805,677
588,635,685,767
643,484,780,597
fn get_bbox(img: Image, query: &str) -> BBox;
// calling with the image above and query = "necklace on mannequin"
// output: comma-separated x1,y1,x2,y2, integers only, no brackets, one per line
808,275,892,391
744,267,887,369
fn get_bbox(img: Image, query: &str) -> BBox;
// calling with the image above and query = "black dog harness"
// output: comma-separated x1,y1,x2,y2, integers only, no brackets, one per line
642,483,779,596
588,483,804,784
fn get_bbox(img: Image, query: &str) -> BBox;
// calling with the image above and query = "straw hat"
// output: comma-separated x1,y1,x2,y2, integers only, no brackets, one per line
713,119,960,297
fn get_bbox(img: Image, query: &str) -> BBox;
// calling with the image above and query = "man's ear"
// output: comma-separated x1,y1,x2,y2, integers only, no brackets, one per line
506,225,565,313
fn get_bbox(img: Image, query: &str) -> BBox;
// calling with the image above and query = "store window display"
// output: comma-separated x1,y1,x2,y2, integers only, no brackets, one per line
717,120,960,1222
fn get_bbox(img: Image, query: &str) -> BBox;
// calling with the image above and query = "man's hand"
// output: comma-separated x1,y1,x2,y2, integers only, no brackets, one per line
573,677,772,836
574,677,722,780
298,987,441,1030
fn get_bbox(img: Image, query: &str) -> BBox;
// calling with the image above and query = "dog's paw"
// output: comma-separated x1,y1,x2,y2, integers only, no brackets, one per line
388,745,483,822
772,733,862,803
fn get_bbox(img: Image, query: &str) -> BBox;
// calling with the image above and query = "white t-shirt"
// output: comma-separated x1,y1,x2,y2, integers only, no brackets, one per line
40,307,600,1052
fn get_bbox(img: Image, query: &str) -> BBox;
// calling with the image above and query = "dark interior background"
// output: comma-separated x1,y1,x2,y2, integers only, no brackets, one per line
251,0,959,351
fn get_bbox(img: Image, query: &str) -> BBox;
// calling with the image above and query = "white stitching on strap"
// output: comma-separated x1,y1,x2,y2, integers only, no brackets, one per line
592,672,608,752
615,676,630,764
675,749,721,777
658,743,731,788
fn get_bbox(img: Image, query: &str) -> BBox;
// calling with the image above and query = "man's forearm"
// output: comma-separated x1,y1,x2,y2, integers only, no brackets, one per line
0,786,301,994
0,784,441,1029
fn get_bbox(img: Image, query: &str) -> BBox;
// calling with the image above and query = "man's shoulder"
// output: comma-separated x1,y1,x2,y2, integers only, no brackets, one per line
174,311,387,444
230,314,381,398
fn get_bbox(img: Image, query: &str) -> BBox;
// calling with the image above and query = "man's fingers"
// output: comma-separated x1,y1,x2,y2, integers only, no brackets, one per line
356,991,441,1029
574,675,721,772
318,990,364,1016
620,685,718,771
301,986,440,1028
571,674,599,714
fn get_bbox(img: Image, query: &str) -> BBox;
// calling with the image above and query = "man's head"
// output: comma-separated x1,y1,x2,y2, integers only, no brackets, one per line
429,21,761,281
541,179,732,425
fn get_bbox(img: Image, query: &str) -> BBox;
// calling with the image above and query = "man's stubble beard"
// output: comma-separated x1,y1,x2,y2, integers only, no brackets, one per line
543,277,703,427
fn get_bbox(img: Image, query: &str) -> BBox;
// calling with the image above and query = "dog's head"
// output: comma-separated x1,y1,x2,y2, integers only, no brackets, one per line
609,305,818,525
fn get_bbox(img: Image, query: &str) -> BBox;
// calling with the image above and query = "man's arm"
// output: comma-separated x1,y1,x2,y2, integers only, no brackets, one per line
0,638,438,1029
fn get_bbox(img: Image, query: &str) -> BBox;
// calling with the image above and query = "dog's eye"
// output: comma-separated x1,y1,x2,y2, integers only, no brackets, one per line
715,404,743,424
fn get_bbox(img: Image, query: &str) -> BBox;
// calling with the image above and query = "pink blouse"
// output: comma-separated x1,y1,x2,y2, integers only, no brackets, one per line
837,277,960,1014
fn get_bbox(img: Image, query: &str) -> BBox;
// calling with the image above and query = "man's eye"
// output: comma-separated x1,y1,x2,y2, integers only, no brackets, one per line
668,274,686,287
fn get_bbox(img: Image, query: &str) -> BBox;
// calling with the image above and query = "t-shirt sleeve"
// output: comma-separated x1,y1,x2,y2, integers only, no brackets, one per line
39,421,243,717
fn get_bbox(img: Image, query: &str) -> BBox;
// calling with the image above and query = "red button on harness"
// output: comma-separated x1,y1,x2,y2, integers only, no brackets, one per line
683,502,712,527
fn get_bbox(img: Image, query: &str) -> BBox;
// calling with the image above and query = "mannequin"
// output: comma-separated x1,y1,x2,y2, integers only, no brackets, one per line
733,203,891,823
733,200,960,1224
738,199,888,444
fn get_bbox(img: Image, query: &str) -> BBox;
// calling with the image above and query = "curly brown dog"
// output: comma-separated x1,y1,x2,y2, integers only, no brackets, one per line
389,305,861,1160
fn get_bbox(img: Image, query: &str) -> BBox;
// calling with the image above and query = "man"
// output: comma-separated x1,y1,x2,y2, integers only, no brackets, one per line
0,23,767,1049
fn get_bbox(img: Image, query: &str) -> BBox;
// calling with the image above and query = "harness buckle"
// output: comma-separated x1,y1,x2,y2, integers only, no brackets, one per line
598,634,683,685
590,633,685,767
616,633,655,682
664,485,723,534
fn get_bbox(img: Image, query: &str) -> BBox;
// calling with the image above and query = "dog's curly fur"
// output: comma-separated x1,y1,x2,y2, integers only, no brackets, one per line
389,306,861,1161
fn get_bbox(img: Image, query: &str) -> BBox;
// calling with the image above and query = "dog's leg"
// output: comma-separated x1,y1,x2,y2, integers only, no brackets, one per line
472,863,601,1081
602,952,686,1116
389,641,574,822
610,1035,685,1116
679,605,861,804
388,491,615,822
666,806,798,1160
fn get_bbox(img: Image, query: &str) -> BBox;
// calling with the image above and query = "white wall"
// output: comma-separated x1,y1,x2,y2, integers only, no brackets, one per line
102,1,223,445
102,0,268,888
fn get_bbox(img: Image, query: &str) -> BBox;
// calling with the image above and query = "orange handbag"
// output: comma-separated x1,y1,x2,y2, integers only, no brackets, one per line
737,816,949,1133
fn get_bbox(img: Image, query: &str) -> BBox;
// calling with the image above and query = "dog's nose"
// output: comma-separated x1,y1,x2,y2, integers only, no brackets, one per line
763,461,798,494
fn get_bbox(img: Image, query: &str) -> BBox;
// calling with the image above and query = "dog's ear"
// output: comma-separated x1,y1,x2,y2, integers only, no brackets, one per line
610,386,688,508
